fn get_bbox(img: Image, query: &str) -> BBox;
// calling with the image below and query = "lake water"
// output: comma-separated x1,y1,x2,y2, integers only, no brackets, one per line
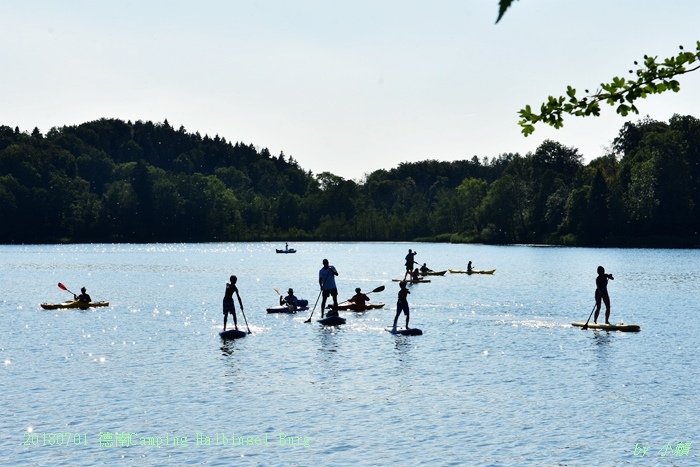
1,242,699,466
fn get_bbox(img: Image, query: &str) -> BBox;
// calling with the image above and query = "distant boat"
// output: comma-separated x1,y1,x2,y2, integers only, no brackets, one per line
276,243,296,254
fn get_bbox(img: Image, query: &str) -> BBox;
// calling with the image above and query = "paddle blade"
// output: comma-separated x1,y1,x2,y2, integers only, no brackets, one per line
371,285,385,293
58,282,68,291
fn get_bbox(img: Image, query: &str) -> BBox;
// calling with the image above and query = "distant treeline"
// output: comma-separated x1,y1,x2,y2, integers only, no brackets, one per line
1,116,699,246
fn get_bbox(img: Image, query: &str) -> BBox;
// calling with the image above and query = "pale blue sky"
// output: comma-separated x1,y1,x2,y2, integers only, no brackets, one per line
2,1,699,179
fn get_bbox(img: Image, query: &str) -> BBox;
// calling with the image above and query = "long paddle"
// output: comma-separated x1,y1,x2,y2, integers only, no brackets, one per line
581,303,597,330
240,306,252,334
58,282,76,297
304,287,325,323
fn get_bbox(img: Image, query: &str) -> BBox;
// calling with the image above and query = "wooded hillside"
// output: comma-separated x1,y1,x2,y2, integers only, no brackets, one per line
1,116,699,246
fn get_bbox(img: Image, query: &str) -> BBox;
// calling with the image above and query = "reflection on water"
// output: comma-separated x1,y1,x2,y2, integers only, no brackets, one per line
592,330,614,347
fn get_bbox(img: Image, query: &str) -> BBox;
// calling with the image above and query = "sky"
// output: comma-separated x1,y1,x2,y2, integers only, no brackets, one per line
2,1,700,180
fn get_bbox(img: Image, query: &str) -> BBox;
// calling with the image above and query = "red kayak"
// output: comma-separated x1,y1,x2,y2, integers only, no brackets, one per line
330,301,385,312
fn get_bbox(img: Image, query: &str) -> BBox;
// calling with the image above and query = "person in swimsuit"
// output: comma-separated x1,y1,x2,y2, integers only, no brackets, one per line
594,266,613,325
223,275,244,331
392,281,411,330
319,259,339,317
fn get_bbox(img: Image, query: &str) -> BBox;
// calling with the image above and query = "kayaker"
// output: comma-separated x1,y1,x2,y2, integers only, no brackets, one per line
419,263,431,275
594,266,614,325
223,275,244,331
74,287,92,303
467,261,473,273
404,249,417,279
348,287,370,311
319,259,339,317
411,268,422,282
392,281,411,330
280,288,298,311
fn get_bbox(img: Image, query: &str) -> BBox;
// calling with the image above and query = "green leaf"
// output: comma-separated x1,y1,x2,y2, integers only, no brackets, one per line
496,0,518,23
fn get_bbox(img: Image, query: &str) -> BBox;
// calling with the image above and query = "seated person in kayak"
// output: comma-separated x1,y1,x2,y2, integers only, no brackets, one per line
419,263,431,275
411,268,422,281
280,288,298,310
348,288,370,310
74,287,92,303
467,261,473,273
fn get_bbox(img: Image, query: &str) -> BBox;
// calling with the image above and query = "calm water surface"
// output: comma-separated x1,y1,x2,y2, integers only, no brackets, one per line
1,243,699,466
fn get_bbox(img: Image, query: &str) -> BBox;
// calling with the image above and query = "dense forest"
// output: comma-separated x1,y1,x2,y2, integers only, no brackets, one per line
1,116,699,246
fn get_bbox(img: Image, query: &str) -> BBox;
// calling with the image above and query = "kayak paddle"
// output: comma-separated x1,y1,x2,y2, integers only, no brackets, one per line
58,282,76,296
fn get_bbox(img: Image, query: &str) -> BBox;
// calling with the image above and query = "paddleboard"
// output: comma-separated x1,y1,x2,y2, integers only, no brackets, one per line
391,279,431,283
219,329,247,339
318,315,346,326
386,327,423,336
571,321,640,332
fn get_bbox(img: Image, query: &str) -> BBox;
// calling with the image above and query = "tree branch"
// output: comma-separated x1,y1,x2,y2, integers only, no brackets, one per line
518,42,700,136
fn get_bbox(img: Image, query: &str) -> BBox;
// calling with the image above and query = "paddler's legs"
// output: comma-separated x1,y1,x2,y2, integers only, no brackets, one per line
594,292,602,324
603,295,611,325
329,290,339,316
405,305,410,330
393,302,408,330
232,310,239,331
320,291,328,318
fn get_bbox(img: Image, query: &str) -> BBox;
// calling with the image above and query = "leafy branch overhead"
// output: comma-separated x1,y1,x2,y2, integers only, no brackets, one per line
495,3,700,136
518,43,700,136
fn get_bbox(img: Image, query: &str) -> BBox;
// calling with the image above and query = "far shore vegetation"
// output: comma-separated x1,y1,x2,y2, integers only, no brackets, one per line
1,116,699,247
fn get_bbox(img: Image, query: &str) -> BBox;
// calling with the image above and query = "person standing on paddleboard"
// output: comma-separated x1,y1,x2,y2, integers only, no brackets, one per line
594,266,613,325
404,249,417,279
319,259,339,317
223,275,244,331
393,280,411,330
